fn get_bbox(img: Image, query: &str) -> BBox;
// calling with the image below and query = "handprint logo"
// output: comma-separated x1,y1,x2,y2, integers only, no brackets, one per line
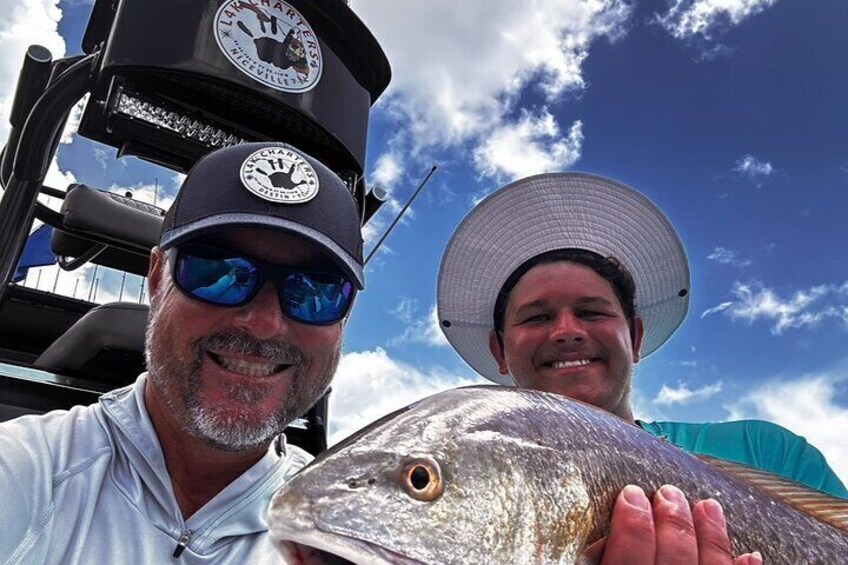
235,3,309,78
214,0,323,93
239,147,320,204
254,157,301,191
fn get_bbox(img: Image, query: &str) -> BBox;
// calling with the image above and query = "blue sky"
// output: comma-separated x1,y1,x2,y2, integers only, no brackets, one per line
4,0,847,484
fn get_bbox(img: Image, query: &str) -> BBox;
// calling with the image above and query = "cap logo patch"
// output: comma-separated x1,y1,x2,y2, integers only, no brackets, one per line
214,0,323,93
240,147,319,204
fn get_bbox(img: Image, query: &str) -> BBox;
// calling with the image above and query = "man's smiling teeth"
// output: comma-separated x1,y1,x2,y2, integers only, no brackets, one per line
217,355,283,377
550,359,591,369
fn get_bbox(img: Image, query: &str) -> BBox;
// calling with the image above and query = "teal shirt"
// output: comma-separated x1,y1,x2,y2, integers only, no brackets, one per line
637,419,848,499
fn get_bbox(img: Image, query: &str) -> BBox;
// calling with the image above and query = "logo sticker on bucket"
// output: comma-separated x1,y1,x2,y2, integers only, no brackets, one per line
215,0,323,93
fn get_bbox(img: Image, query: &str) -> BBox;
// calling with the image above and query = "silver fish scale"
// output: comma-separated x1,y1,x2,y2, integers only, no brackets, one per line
270,386,848,564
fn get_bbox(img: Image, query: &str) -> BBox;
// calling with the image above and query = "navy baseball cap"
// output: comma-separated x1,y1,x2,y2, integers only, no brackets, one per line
160,143,364,289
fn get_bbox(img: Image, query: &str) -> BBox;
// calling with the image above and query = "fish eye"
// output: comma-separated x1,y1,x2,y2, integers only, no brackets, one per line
400,455,443,502
410,466,430,490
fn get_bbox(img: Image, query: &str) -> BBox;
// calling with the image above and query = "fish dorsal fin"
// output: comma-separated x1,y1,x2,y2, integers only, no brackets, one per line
699,455,848,534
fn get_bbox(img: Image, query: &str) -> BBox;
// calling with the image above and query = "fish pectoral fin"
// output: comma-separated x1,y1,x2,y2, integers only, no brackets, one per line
576,535,607,565
700,454,848,534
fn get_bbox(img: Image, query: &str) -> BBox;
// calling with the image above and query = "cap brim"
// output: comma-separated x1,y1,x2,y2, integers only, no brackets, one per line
437,172,690,384
159,213,365,289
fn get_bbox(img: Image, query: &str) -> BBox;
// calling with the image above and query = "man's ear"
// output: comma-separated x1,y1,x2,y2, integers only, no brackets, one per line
147,247,165,300
488,331,510,375
631,315,645,364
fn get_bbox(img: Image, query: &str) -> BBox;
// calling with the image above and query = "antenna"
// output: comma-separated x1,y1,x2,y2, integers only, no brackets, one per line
364,165,438,265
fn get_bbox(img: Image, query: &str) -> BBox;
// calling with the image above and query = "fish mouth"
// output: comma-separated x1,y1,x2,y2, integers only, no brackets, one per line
275,536,424,565
277,541,356,564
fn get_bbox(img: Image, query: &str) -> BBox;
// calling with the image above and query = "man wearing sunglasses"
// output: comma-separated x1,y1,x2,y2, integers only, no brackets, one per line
0,143,361,562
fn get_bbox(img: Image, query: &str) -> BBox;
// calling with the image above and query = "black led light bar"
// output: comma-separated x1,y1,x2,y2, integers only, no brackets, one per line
103,80,253,171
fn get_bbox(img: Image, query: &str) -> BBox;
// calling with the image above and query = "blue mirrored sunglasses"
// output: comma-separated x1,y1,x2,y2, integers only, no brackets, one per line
168,245,355,325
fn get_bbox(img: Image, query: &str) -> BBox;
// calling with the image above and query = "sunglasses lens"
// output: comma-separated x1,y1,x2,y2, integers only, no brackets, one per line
174,246,354,323
282,272,354,323
176,251,257,306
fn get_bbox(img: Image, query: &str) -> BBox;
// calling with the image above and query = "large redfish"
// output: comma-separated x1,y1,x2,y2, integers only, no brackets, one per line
270,386,848,564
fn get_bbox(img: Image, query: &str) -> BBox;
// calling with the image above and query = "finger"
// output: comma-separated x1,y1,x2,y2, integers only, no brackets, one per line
600,485,655,565
653,485,698,565
692,499,733,565
237,21,254,38
733,552,763,565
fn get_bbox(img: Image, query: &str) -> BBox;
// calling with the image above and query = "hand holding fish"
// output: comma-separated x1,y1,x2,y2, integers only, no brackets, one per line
600,484,763,565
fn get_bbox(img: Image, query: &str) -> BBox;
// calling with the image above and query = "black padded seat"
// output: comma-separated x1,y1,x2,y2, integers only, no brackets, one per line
34,302,148,387
51,184,165,276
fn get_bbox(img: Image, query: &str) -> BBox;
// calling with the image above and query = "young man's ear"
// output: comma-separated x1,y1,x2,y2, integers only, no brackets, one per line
631,315,645,364
488,331,510,375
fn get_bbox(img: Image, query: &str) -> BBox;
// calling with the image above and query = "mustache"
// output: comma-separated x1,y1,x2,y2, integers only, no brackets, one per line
196,330,308,365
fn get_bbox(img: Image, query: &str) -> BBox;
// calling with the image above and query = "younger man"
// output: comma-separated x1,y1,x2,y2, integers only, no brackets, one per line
438,172,846,563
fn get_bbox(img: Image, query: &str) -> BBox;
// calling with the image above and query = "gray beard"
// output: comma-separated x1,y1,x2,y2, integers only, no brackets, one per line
145,299,339,452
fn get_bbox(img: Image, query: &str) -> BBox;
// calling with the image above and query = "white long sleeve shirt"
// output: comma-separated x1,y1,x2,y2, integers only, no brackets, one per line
0,374,310,564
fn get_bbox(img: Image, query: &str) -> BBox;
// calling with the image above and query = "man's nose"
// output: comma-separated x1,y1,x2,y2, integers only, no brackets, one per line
231,281,289,339
550,311,586,344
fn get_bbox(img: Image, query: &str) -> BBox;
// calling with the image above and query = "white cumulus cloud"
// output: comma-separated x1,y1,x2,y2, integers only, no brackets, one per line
0,1,72,198
701,301,733,318
59,94,88,145
351,0,632,179
389,296,418,324
654,380,723,406
106,181,176,211
657,0,779,40
734,154,774,179
0,0,66,140
372,152,403,191
362,151,408,250
388,303,449,348
44,158,76,191
726,370,848,487
702,280,848,334
474,111,583,181
707,246,752,267
329,348,486,443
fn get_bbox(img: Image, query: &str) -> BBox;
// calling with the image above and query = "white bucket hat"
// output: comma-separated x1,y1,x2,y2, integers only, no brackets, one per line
437,172,690,385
